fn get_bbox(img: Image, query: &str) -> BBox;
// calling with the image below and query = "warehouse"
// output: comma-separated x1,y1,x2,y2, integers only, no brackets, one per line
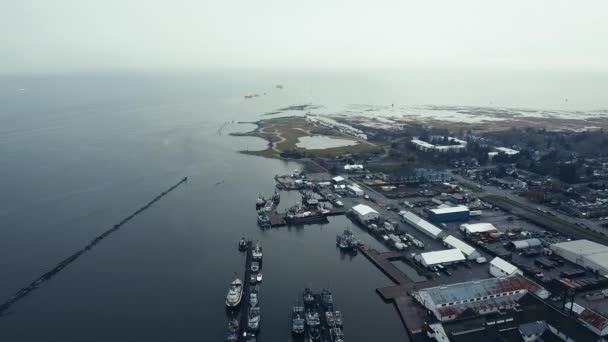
331,176,345,184
460,223,497,236
442,235,481,260
416,249,465,267
490,257,522,278
427,205,470,222
551,240,608,276
352,204,379,222
412,274,549,322
400,210,445,240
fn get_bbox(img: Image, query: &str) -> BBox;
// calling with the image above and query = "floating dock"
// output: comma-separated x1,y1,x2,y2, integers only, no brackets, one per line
238,241,253,341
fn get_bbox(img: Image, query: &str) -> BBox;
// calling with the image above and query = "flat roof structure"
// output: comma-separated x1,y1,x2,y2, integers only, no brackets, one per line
429,205,469,215
443,235,480,260
352,204,378,216
460,223,497,234
551,240,608,276
496,147,520,155
418,249,465,266
400,210,444,239
491,257,520,275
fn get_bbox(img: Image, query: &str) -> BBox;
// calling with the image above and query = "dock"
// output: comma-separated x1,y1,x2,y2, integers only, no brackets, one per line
238,241,253,341
357,245,430,337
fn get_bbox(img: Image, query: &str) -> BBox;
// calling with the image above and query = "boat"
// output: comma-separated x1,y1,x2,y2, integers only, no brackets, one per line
250,273,257,285
330,327,344,342
334,310,343,327
303,288,314,304
239,237,248,251
250,287,259,307
227,319,239,341
252,243,263,261
251,261,260,272
292,303,305,335
285,207,328,224
326,311,335,327
336,229,358,250
308,326,321,341
256,196,265,209
244,93,260,99
305,308,320,327
271,191,280,204
248,307,261,331
256,272,263,282
321,288,333,309
257,211,270,228
225,278,243,308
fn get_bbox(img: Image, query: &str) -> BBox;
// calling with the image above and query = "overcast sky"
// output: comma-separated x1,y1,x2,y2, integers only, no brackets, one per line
2,0,608,73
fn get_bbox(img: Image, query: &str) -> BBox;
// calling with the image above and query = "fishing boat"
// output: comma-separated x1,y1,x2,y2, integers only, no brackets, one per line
255,196,265,209
248,307,261,331
238,237,248,251
225,278,243,308
303,288,314,304
334,310,343,327
321,288,333,309
251,261,260,272
252,243,263,261
285,207,327,224
250,286,259,307
326,311,335,327
249,273,257,285
272,191,280,204
307,326,321,341
330,327,344,342
257,211,270,228
256,272,263,282
227,319,239,341
336,229,358,250
292,302,305,335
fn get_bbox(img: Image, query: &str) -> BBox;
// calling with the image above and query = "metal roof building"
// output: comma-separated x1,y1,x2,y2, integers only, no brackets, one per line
400,210,445,240
416,249,465,267
442,235,481,260
508,238,542,250
551,239,608,276
460,223,497,235
412,275,550,322
352,204,379,222
490,257,522,278
427,205,470,223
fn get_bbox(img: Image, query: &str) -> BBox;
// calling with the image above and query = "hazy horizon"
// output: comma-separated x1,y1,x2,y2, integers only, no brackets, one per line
3,0,608,74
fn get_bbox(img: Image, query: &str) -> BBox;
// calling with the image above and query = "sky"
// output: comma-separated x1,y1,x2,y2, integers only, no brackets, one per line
2,0,608,73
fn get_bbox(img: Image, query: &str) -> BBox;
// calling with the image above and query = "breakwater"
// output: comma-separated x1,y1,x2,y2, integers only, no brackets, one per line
0,177,188,316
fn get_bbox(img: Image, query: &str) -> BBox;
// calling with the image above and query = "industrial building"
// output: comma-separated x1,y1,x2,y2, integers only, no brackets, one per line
411,137,467,153
412,274,550,322
442,235,481,260
352,204,379,222
551,239,608,276
416,249,465,267
427,205,470,223
400,210,445,240
490,257,522,278
459,223,497,236
507,238,542,250
331,176,345,184
344,164,363,171
347,184,364,196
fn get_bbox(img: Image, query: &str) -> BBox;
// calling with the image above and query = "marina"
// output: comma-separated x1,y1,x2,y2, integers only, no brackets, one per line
299,288,345,342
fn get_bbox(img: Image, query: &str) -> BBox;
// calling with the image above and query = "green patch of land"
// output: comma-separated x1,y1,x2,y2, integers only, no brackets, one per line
231,116,383,159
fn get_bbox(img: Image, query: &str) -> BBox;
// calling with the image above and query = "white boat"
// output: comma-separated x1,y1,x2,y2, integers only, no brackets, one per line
256,272,263,282
252,243,263,261
250,292,258,307
225,278,243,308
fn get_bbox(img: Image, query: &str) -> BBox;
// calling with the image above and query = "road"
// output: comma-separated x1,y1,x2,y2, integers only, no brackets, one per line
449,172,606,236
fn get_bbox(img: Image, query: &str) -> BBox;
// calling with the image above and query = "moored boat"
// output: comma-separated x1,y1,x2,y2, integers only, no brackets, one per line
227,319,239,341
256,272,263,282
326,310,335,327
250,286,259,307
257,211,270,228
252,243,263,261
248,306,261,332
225,278,243,308
321,288,333,309
251,261,260,272
239,237,248,251
334,310,343,327
303,287,314,304
292,302,305,335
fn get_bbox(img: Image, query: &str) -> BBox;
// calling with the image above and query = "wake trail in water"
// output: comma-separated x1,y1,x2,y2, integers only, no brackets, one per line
0,177,188,316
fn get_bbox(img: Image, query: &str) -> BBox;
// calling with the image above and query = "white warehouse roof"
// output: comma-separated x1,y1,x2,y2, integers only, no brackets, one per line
496,147,520,155
551,239,608,256
429,205,469,215
420,249,465,266
332,176,345,182
352,204,378,216
400,211,444,239
460,223,497,234
490,257,519,275
443,235,479,259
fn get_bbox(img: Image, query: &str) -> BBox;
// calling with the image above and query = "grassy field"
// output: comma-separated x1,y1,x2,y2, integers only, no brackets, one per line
232,116,382,159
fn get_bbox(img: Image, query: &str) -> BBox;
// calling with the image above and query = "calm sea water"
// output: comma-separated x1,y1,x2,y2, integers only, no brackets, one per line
0,71,607,341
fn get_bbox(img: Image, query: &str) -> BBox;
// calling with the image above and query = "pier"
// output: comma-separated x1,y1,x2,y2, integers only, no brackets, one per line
238,241,254,341
357,245,429,337
0,177,188,316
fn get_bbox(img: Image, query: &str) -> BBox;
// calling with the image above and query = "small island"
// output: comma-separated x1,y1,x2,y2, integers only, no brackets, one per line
231,116,382,159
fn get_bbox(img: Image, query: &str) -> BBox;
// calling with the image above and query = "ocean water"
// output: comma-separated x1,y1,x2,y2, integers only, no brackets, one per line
0,71,606,341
